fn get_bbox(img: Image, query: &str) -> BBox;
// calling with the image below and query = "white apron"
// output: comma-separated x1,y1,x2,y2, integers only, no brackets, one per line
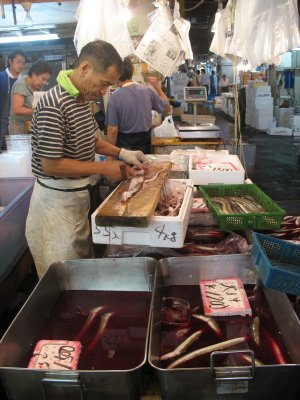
26,177,94,278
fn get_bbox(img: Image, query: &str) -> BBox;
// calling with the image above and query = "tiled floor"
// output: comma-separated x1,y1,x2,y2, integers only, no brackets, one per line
1,110,300,399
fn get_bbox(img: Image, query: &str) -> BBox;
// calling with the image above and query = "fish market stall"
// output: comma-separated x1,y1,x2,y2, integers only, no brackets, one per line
0,258,156,400
149,254,300,400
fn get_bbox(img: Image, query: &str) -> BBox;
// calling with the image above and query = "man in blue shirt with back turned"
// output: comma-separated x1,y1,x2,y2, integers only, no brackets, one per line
106,57,170,154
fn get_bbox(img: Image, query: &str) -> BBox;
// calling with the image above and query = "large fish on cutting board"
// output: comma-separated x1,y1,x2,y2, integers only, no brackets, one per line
95,162,171,227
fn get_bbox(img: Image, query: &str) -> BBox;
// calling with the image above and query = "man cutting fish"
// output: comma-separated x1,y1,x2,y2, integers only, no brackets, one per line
26,40,148,278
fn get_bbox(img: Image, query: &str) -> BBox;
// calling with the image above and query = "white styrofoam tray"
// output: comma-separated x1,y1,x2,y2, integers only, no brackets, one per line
188,153,245,185
266,127,293,136
91,179,193,248
0,151,33,178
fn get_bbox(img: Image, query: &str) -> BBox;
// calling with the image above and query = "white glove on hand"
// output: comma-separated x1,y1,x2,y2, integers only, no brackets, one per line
119,148,149,168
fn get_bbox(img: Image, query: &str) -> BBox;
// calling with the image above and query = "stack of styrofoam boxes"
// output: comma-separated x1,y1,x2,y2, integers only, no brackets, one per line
221,93,228,113
227,96,235,117
289,115,300,137
245,82,273,130
221,93,234,115
274,106,295,128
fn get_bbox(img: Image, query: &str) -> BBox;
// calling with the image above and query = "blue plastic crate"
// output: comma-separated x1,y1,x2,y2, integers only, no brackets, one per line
251,232,300,296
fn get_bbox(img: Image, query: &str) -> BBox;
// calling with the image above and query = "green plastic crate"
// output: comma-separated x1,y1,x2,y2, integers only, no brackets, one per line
199,184,286,231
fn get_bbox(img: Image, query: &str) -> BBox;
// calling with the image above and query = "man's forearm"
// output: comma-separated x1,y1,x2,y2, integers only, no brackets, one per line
106,126,118,147
95,136,121,158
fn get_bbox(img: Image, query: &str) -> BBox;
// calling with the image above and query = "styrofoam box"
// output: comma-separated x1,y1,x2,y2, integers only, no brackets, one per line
293,129,300,137
0,152,32,178
91,179,193,248
266,127,293,136
188,153,245,185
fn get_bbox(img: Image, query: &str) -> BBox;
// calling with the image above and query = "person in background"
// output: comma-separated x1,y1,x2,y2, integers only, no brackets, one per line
199,68,210,94
218,74,230,94
192,69,200,86
0,49,26,149
25,40,148,278
9,60,52,135
106,57,170,154
210,70,218,95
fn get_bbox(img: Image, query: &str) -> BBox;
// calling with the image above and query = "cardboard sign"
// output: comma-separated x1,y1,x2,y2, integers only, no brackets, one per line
200,278,252,317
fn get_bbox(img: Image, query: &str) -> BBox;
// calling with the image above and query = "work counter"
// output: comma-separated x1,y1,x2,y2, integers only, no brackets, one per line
151,136,225,154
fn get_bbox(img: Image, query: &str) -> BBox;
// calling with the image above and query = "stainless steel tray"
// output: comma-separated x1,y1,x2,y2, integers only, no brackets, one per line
149,254,300,400
0,257,157,400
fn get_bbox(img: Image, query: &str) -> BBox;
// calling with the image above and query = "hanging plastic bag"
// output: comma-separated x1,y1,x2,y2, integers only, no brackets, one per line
173,0,193,61
210,0,300,67
74,0,134,57
135,2,186,76
153,115,178,138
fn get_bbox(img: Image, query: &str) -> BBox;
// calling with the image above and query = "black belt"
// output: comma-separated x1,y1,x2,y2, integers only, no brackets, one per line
37,178,90,192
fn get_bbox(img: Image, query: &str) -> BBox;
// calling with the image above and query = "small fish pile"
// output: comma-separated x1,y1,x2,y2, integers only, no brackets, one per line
267,215,300,241
154,181,186,217
212,195,266,214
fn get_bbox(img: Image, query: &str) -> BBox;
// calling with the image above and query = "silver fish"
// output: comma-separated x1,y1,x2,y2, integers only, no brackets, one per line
250,316,260,346
160,329,204,361
192,314,222,337
241,353,264,366
167,336,247,369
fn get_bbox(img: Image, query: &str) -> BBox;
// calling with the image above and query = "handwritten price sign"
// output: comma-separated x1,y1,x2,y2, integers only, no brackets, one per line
200,278,252,317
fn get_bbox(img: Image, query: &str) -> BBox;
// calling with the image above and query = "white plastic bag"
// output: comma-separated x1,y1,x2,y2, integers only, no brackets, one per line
153,115,178,138
74,0,134,57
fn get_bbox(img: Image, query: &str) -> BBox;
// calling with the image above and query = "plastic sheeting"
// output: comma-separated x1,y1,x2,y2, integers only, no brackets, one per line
74,0,134,57
210,0,300,67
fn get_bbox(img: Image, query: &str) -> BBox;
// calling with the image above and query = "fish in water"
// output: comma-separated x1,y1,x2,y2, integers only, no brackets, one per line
167,336,247,369
160,329,204,361
192,314,222,337
86,312,115,353
250,316,260,346
74,305,105,341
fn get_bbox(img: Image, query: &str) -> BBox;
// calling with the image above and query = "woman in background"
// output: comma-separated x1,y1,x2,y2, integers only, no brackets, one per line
9,60,52,134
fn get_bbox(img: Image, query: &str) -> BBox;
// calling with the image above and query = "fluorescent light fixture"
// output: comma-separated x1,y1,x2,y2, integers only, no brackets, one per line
0,33,59,44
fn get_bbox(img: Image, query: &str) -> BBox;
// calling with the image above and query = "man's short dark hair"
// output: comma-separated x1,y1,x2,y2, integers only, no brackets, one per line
28,61,52,77
78,40,122,75
7,49,26,66
201,68,205,74
119,57,133,81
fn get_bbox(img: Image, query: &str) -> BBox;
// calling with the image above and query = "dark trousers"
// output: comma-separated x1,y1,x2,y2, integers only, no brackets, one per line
116,130,151,154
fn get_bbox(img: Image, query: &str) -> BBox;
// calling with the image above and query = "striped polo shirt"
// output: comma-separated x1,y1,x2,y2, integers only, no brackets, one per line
31,85,97,178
